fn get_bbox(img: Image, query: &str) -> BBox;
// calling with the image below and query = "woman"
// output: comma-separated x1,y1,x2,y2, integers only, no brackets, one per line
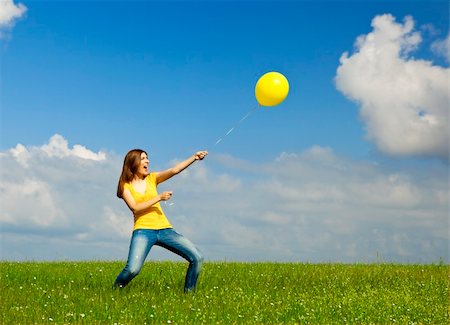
114,149,208,292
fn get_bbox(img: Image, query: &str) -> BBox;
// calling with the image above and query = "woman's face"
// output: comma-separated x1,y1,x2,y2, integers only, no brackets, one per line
137,152,149,177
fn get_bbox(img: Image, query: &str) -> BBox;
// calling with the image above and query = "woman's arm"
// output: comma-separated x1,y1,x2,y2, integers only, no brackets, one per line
155,151,208,184
122,188,173,214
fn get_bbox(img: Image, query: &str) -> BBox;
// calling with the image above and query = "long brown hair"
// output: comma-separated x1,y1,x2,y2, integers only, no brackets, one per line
117,149,147,198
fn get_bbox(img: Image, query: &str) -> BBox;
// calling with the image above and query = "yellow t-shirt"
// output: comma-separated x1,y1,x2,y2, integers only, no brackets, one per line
124,172,172,230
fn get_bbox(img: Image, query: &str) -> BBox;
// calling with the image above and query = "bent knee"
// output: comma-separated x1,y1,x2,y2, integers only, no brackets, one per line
194,253,204,266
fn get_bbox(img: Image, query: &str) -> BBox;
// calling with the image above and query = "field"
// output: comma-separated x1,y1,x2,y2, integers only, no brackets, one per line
1,261,448,324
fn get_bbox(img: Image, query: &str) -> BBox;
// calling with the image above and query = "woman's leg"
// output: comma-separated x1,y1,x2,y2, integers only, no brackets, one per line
157,228,204,292
114,229,157,288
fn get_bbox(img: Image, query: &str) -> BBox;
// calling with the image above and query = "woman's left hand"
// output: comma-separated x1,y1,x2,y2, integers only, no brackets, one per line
195,151,208,160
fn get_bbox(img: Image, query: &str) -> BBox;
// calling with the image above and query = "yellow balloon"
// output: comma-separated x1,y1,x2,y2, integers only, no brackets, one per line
255,72,289,106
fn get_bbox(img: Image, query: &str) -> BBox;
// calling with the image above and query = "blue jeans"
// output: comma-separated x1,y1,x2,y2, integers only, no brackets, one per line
114,228,204,292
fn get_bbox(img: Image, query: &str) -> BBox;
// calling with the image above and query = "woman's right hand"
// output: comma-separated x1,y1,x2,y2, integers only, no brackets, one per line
159,191,173,201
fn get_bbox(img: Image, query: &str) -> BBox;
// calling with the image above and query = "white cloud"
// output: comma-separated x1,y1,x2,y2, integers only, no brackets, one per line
40,134,106,161
9,134,106,168
0,0,26,26
166,147,448,263
9,143,30,167
1,134,123,254
0,0,27,38
0,135,448,263
335,14,449,160
431,34,450,62
0,178,65,227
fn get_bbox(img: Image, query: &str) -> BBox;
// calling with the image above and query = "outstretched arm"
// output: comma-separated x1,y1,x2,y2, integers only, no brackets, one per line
155,151,208,184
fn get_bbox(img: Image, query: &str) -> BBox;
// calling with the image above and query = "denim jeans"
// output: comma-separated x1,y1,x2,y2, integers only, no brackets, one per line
114,228,204,292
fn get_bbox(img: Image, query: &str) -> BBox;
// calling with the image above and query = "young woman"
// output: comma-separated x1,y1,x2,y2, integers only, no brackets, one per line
114,149,208,292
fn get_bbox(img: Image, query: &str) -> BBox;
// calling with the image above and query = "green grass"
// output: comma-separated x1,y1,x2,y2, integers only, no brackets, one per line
1,261,448,324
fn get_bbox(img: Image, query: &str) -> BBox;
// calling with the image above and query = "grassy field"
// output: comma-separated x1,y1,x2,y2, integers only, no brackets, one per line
0,261,448,324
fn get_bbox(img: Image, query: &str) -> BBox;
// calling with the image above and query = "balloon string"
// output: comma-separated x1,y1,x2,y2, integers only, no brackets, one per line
166,106,259,208
213,106,259,148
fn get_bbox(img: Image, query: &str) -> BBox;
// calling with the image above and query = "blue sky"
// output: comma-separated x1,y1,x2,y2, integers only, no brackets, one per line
1,1,449,263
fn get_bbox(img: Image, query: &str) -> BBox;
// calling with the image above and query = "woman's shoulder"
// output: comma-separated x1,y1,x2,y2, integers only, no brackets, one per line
146,172,157,183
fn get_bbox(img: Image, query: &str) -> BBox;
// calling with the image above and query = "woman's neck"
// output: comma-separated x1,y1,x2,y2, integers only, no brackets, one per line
133,173,146,182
